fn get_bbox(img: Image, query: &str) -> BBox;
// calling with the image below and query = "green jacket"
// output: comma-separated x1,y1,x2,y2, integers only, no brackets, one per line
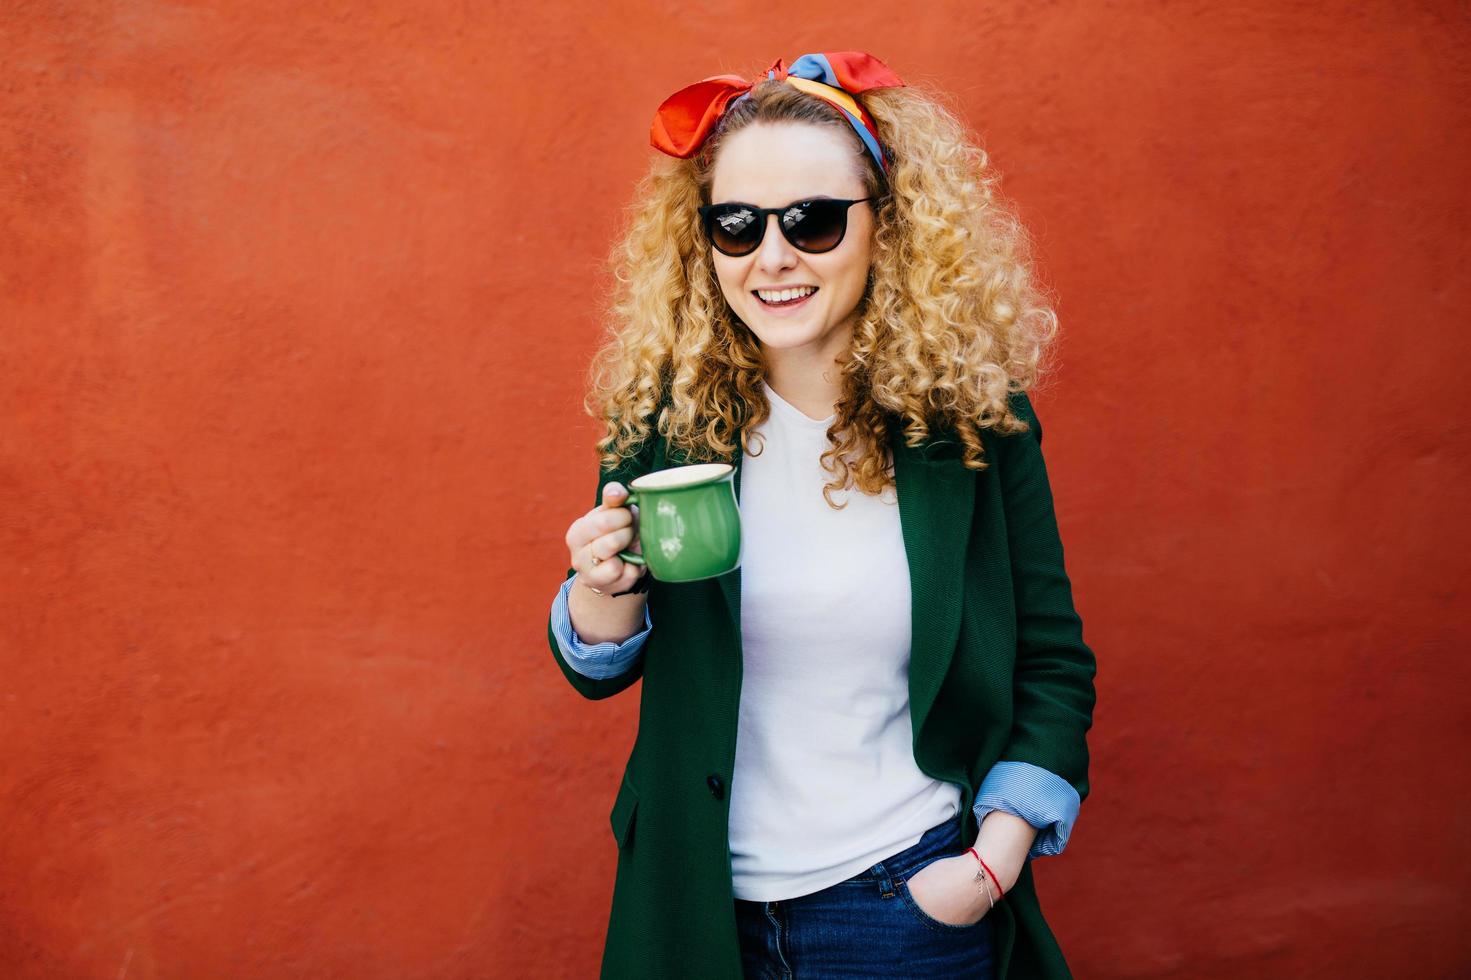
547,390,1097,979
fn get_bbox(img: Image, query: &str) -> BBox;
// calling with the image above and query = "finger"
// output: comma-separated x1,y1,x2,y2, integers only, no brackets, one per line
583,541,645,594
593,525,636,559
568,514,607,556
571,504,630,552
580,541,618,587
588,533,635,572
591,504,632,537
600,482,628,507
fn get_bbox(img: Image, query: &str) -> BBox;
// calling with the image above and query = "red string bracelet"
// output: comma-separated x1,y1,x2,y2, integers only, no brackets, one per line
965,847,1005,900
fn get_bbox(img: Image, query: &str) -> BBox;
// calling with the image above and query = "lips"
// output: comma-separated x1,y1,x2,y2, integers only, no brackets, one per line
753,287,818,310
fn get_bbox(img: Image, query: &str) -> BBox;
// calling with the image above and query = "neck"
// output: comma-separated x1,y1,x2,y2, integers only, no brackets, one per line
761,335,850,422
764,359,847,420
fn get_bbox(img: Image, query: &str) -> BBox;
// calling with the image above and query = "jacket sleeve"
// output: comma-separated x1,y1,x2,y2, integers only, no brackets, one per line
994,391,1098,806
546,432,659,700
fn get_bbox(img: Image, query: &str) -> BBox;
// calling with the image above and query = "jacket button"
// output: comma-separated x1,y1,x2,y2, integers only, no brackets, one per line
706,774,725,800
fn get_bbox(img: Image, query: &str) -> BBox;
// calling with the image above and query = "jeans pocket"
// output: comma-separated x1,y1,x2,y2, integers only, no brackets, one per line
897,861,987,932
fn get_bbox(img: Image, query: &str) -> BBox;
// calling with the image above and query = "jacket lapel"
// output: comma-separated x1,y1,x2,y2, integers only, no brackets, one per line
709,420,975,740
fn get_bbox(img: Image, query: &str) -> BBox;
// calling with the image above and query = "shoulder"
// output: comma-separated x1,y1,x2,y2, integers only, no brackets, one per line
1003,389,1043,445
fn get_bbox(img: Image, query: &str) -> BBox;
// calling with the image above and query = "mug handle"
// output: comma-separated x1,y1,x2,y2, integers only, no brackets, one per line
614,491,645,566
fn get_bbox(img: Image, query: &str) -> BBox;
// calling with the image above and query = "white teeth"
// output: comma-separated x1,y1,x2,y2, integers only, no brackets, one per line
756,286,817,303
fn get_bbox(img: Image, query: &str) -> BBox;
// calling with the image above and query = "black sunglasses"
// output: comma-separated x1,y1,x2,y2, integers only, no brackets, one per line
697,197,875,257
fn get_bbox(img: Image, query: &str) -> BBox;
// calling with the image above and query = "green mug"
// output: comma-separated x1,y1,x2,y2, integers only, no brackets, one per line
614,463,742,582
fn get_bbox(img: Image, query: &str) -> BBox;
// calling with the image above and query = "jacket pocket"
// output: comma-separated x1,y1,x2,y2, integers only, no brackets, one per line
609,774,639,850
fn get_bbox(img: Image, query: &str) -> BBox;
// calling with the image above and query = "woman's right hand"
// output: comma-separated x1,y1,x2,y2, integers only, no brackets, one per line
564,482,647,596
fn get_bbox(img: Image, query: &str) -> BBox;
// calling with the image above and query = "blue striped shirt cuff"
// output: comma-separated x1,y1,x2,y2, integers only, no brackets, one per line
972,760,1081,860
550,574,651,679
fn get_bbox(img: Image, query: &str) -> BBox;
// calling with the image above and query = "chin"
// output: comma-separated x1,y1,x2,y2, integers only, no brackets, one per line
745,323,818,348
756,332,820,350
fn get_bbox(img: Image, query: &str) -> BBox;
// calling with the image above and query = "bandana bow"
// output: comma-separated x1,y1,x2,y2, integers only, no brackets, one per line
649,51,906,173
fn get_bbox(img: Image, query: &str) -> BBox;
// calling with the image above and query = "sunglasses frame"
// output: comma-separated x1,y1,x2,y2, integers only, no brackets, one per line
697,197,876,257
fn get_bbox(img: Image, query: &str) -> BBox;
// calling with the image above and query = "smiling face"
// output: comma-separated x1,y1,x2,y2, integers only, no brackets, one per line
707,122,876,365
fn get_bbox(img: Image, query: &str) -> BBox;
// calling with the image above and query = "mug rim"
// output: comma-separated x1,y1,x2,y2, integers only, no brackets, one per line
629,462,734,492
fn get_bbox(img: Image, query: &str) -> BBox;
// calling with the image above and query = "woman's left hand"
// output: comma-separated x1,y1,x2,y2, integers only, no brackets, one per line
904,855,993,927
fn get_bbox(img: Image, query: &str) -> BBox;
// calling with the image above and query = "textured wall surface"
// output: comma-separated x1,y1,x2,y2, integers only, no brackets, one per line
3,2,1468,977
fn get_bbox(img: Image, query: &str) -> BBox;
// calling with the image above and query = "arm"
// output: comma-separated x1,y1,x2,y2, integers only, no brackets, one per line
969,392,1098,890
546,432,660,701
994,391,1097,801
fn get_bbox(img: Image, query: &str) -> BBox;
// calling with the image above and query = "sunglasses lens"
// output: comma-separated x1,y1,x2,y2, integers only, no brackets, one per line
782,200,848,253
707,205,763,256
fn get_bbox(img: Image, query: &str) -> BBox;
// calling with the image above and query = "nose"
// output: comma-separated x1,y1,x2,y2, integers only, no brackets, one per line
754,212,798,274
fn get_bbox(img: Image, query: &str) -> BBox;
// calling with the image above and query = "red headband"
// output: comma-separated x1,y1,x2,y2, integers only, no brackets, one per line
649,51,906,172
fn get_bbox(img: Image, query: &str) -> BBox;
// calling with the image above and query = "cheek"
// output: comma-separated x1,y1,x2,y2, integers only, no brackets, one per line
712,257,745,301
817,228,872,284
818,252,871,292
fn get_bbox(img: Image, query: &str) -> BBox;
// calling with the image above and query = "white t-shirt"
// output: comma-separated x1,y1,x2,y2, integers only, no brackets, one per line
728,380,961,901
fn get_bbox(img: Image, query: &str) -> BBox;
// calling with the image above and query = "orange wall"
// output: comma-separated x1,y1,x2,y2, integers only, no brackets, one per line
3,3,1468,977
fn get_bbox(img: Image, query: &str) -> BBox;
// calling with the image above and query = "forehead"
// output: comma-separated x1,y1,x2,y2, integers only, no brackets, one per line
710,122,867,204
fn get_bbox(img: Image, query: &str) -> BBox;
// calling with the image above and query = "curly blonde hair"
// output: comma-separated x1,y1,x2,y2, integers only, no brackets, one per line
584,67,1060,509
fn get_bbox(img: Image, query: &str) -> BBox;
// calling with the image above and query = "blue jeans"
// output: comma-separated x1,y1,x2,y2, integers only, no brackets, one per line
733,813,997,979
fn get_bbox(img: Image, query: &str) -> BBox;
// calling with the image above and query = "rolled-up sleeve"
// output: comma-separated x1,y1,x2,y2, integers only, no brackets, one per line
972,760,1081,859
550,574,651,680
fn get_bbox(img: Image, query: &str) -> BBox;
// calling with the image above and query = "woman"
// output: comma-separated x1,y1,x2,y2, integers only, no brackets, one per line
546,51,1097,979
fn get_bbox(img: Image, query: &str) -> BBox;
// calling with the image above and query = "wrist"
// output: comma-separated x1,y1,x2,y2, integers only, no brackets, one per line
961,847,1006,902
971,810,1036,893
945,853,994,915
566,573,648,645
